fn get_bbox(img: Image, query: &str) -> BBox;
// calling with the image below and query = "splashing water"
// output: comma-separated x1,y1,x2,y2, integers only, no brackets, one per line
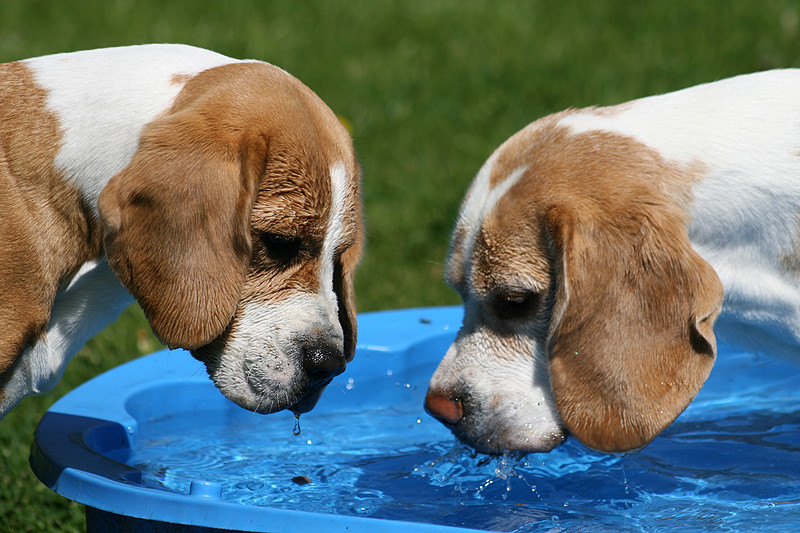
126,344,800,532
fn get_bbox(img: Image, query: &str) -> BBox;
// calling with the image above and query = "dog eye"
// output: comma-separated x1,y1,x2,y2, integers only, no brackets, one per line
492,290,540,321
261,232,302,264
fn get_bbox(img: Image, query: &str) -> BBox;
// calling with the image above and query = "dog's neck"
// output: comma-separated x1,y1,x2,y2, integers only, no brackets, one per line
0,259,133,417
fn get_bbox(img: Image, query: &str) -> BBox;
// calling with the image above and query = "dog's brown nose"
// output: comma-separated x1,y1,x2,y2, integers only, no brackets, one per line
424,390,463,425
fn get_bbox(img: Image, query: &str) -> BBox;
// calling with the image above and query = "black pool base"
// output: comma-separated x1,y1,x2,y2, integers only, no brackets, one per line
87,508,242,533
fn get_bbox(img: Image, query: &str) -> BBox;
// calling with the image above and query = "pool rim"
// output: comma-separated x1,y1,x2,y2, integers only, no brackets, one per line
31,306,484,533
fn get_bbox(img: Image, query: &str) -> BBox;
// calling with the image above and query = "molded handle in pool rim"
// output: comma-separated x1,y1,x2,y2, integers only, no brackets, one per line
30,412,142,489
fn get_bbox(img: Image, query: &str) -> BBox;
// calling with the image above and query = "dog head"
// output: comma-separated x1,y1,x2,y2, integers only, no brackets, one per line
426,113,723,454
99,62,363,415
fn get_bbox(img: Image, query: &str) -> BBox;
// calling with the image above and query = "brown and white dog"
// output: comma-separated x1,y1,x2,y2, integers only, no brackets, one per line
0,44,363,419
425,70,800,455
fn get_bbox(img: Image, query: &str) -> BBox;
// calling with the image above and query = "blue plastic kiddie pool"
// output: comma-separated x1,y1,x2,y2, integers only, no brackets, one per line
31,307,800,532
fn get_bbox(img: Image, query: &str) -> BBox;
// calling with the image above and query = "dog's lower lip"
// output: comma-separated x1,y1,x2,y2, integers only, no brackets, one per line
464,429,569,455
289,378,333,415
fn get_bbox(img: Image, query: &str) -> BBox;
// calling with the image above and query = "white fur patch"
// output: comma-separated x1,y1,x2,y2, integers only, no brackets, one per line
319,163,349,322
210,293,343,413
429,316,564,453
25,44,240,213
0,260,133,414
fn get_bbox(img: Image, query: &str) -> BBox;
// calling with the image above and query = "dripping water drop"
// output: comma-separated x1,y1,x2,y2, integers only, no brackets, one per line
292,414,301,436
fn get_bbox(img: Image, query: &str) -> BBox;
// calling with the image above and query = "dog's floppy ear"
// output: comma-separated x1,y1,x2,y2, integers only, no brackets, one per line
335,225,362,362
334,256,356,362
545,202,723,453
98,115,262,349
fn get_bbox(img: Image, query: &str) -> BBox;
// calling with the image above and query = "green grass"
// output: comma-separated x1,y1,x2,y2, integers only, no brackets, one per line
1,1,799,531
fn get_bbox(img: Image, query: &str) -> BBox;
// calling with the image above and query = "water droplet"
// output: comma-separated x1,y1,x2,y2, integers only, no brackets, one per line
292,414,301,436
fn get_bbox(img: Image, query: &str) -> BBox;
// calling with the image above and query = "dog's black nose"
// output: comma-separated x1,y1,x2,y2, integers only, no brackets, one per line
302,341,346,385
424,389,463,426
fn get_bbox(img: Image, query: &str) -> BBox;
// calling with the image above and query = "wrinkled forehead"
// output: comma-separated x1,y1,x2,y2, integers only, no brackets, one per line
253,157,360,239
449,116,555,258
446,112,587,294
255,95,361,216
447,160,550,297
241,162,360,308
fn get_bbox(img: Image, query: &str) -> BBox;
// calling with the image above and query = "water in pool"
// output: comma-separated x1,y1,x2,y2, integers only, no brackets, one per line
127,346,800,532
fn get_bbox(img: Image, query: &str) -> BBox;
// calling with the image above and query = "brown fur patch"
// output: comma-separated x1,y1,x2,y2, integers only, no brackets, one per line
0,62,103,377
779,214,800,277
170,72,195,86
487,110,705,211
